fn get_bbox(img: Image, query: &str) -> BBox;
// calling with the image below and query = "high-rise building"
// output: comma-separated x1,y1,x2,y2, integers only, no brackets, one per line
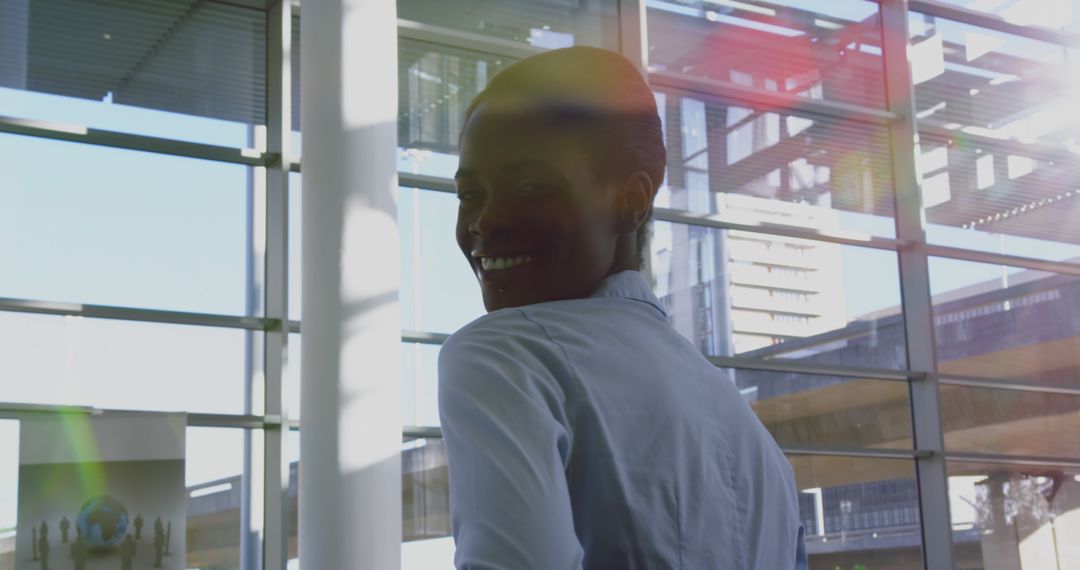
655,193,846,357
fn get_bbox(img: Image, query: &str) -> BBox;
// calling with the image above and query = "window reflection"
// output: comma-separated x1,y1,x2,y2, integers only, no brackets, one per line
789,456,923,569
648,0,887,109
0,0,266,146
653,223,906,367
929,0,1080,33
940,387,1080,458
398,0,617,50
929,257,1080,387
717,368,912,449
911,13,1080,261
656,91,896,236
949,462,1080,569
185,428,253,570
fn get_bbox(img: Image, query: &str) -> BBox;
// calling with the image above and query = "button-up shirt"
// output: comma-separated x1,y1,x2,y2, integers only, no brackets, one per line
438,269,808,569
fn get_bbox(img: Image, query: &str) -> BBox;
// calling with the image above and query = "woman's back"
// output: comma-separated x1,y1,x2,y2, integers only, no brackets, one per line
439,270,806,569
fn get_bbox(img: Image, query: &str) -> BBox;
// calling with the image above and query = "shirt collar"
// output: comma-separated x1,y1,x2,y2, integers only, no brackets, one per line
588,270,668,317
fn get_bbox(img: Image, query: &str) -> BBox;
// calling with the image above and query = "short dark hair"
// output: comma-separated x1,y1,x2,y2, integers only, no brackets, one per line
462,46,667,269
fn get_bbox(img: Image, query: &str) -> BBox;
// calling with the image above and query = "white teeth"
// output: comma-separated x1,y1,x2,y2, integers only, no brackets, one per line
480,255,536,271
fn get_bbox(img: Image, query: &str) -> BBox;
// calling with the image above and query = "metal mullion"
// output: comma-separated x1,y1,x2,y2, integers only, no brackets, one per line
263,2,292,570
936,375,1080,397
944,452,1080,470
0,297,272,330
779,445,929,461
653,207,908,251
918,121,1080,165
397,330,1080,396
924,244,1080,277
617,0,656,288
909,0,1080,47
395,171,909,251
617,0,649,75
707,355,919,382
325,323,931,383
191,413,279,429
881,1,955,568
396,18,545,60
403,425,444,439
0,403,272,429
399,172,455,193
0,115,272,167
404,423,928,460
648,70,898,127
402,330,451,345
398,329,921,381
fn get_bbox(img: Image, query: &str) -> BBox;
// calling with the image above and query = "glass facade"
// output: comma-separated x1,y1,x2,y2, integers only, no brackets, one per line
3,0,1079,569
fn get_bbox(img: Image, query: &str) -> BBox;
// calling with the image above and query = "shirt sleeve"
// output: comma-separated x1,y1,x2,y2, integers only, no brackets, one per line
438,316,584,570
794,524,808,570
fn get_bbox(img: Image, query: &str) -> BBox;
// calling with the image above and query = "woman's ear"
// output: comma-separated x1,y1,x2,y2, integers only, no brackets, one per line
617,171,654,235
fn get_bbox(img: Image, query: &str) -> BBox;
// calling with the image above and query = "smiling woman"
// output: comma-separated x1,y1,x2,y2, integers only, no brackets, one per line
453,46,664,312
438,46,808,570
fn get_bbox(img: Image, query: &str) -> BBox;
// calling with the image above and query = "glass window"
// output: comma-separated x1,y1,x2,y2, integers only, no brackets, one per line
653,223,906,368
1,134,252,315
289,173,302,321
397,0,618,51
655,91,896,237
911,13,1080,262
0,424,257,570
402,437,450,542
919,133,1080,262
0,312,254,415
399,187,486,334
0,420,18,564
402,342,441,428
0,0,266,147
285,333,301,422
291,14,301,135
292,30,516,163
788,455,923,569
941,386,1080,458
909,12,1080,147
948,461,1080,570
647,0,887,109
397,38,516,170
929,257,1080,387
287,436,455,565
721,369,911,449
287,429,300,564
928,0,1080,33
186,427,255,570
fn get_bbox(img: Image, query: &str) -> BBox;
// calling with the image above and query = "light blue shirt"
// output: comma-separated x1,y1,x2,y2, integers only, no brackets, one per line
438,270,808,569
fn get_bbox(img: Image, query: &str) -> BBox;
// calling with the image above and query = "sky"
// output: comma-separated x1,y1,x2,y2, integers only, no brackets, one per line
4,0,1080,562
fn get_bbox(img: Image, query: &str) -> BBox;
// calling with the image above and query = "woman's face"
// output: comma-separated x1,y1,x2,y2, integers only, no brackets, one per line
455,103,622,312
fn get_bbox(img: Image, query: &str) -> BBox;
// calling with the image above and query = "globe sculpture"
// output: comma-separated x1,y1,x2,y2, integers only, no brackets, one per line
75,495,129,549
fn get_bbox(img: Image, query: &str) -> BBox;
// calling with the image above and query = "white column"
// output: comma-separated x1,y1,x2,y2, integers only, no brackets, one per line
300,0,401,568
